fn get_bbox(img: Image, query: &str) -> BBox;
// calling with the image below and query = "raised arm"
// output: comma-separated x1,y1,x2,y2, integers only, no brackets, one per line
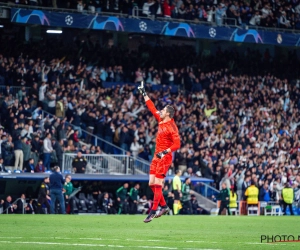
138,81,160,121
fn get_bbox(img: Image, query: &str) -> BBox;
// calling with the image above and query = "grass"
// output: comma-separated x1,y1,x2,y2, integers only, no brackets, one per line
0,215,299,250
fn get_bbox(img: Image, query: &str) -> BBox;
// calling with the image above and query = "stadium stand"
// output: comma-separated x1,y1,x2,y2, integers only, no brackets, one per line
0,0,300,29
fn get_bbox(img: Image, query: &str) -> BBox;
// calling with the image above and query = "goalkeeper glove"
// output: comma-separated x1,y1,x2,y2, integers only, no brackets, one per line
138,81,147,96
156,150,169,159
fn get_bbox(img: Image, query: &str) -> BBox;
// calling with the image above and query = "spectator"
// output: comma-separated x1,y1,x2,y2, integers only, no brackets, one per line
24,158,35,173
130,138,142,158
142,0,155,17
49,166,65,214
191,194,201,214
43,133,53,171
137,195,149,214
259,181,271,202
3,196,17,214
25,199,35,214
16,194,26,214
35,159,46,173
0,158,7,172
279,11,291,28
22,136,31,169
72,151,87,173
249,11,263,26
52,138,64,168
216,4,226,26
13,135,23,171
2,135,14,166
101,192,116,214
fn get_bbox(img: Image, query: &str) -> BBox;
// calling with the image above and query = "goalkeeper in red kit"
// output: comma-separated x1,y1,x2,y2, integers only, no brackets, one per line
138,82,181,223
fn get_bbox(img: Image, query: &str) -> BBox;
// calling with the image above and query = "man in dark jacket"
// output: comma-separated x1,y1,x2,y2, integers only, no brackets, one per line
16,194,26,214
72,151,87,173
37,177,50,214
52,138,64,168
3,196,17,214
50,166,65,214
24,158,35,173
0,158,7,172
217,183,231,215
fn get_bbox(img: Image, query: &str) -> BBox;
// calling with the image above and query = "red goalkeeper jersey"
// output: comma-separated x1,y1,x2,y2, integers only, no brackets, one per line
146,100,181,154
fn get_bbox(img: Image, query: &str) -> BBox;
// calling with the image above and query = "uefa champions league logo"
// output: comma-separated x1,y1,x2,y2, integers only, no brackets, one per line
65,15,73,26
139,21,147,31
209,28,216,38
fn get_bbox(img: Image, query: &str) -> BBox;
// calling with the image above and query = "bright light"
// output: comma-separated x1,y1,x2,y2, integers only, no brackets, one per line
0,25,4,28
46,30,62,34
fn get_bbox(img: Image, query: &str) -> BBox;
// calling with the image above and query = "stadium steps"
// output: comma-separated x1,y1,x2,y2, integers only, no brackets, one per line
190,190,217,213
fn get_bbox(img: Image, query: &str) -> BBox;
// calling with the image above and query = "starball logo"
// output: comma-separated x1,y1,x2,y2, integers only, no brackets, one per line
261,235,300,243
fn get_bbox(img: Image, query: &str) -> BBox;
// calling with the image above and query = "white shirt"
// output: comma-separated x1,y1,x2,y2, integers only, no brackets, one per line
48,93,56,108
39,85,47,101
43,138,53,153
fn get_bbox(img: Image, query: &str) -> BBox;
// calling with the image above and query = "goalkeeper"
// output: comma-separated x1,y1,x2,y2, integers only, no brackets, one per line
138,82,181,223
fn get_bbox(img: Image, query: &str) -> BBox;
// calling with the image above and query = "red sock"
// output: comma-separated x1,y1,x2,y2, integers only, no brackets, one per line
149,184,155,194
159,193,167,208
152,185,162,211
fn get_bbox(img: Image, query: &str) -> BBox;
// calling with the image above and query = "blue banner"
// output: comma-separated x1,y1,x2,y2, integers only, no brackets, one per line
11,8,300,47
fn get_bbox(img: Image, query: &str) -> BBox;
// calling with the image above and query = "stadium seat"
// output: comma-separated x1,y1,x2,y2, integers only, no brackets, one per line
247,206,259,216
78,193,88,213
260,202,271,216
86,194,97,213
229,208,238,215
271,205,282,216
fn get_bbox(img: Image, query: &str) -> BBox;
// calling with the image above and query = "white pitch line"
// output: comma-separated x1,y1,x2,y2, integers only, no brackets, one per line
0,236,217,244
0,241,222,250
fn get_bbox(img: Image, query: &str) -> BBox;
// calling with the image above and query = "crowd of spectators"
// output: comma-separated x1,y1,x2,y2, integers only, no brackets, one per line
1,0,300,29
1,37,300,206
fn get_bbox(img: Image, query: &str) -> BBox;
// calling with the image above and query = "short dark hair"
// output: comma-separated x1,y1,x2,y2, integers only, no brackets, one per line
166,105,175,118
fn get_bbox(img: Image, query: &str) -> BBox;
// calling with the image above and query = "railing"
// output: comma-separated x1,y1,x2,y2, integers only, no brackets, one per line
0,85,30,98
62,153,150,174
1,2,300,34
40,109,152,166
194,182,219,199
40,109,128,156
2,198,25,214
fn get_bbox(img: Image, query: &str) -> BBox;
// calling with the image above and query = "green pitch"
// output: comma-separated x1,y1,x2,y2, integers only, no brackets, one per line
0,215,298,250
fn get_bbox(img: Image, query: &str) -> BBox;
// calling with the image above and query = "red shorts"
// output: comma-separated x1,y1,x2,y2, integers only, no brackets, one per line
150,154,172,179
